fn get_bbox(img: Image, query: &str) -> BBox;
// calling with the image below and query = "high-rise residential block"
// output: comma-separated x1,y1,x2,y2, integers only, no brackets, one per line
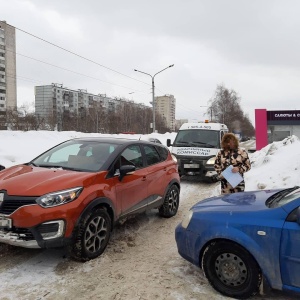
0,21,17,112
155,94,176,131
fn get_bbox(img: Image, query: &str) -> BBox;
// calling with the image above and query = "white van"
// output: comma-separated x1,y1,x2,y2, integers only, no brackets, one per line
167,122,228,180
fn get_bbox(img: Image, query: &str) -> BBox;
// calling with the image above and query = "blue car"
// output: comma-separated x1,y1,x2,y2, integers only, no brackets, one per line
175,186,300,299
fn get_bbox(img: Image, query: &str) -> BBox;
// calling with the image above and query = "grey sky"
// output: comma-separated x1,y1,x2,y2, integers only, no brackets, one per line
2,0,300,124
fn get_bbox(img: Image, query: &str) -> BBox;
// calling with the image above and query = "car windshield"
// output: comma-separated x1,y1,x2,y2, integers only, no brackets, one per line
266,186,300,208
31,140,118,172
173,129,220,148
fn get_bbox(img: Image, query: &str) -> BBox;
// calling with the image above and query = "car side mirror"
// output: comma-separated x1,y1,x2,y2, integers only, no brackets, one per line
119,165,136,181
0,165,5,171
167,139,172,147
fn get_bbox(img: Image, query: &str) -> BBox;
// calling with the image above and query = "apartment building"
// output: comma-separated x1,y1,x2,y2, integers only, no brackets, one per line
154,94,176,131
0,21,17,129
35,83,148,129
35,84,112,117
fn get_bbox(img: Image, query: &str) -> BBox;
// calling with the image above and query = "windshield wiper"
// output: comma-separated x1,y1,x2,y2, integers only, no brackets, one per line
175,141,215,147
266,186,300,207
190,141,215,147
36,164,65,169
174,141,192,147
36,164,85,172
61,166,82,171
175,141,189,145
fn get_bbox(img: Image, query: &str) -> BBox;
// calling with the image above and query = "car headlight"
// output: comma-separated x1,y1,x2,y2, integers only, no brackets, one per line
181,211,193,229
36,187,83,208
171,154,178,163
206,157,216,165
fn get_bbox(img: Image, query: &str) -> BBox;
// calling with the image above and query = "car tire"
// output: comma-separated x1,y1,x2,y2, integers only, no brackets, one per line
159,185,179,218
68,208,112,261
202,241,262,299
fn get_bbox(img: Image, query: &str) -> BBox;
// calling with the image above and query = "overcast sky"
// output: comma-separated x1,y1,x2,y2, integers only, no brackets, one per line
2,0,300,125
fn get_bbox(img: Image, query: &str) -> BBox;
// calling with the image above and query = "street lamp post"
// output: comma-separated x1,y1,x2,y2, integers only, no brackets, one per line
200,105,213,121
134,64,174,132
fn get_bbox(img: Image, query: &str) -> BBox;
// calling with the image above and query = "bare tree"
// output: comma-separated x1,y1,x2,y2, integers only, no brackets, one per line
134,106,152,134
24,100,160,134
19,105,44,130
6,107,21,130
155,113,171,133
209,84,254,136
45,111,58,131
21,113,41,130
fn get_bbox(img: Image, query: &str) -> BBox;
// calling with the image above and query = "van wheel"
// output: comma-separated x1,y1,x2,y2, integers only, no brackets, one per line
159,185,179,218
69,208,111,261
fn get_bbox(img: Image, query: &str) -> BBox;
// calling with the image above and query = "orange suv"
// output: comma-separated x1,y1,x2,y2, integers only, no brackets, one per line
0,137,180,261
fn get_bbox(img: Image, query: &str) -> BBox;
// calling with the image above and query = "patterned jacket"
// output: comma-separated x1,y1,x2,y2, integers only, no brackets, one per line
214,147,251,179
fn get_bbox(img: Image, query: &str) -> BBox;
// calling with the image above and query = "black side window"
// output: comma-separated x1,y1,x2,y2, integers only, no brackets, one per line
155,145,168,161
144,145,161,166
286,207,299,222
110,145,142,176
120,145,143,168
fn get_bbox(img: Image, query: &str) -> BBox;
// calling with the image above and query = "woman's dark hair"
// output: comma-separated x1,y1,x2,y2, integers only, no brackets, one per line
221,133,239,150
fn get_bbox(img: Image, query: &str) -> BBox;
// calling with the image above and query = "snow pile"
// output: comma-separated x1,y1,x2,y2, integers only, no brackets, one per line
245,135,300,191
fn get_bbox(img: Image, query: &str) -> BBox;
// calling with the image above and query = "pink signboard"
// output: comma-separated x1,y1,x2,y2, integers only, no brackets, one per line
255,109,268,150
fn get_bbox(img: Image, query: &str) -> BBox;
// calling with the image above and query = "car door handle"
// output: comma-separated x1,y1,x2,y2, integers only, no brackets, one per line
142,176,147,181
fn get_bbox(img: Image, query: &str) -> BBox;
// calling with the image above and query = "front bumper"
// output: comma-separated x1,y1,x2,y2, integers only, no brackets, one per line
176,157,216,177
0,220,69,249
175,223,199,266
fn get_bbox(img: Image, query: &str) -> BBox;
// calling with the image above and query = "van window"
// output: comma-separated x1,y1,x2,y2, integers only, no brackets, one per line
173,130,220,148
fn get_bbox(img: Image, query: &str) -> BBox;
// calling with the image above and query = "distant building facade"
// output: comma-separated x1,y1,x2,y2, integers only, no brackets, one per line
155,94,176,131
0,21,17,129
35,83,149,129
175,119,188,130
35,84,104,119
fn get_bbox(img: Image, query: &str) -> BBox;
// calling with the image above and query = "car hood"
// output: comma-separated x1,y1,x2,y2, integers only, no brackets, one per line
0,164,101,196
191,189,281,212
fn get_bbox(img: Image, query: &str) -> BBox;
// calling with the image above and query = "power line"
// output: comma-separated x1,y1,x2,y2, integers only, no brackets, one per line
4,23,193,116
176,102,202,114
10,50,148,93
5,54,154,101
6,23,151,86
5,22,174,103
6,73,44,85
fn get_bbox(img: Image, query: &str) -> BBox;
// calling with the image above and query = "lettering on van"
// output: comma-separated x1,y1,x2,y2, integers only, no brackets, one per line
177,147,211,156
189,125,212,129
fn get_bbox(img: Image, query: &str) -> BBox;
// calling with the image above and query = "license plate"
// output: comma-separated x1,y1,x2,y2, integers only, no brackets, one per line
0,216,12,228
184,164,199,168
